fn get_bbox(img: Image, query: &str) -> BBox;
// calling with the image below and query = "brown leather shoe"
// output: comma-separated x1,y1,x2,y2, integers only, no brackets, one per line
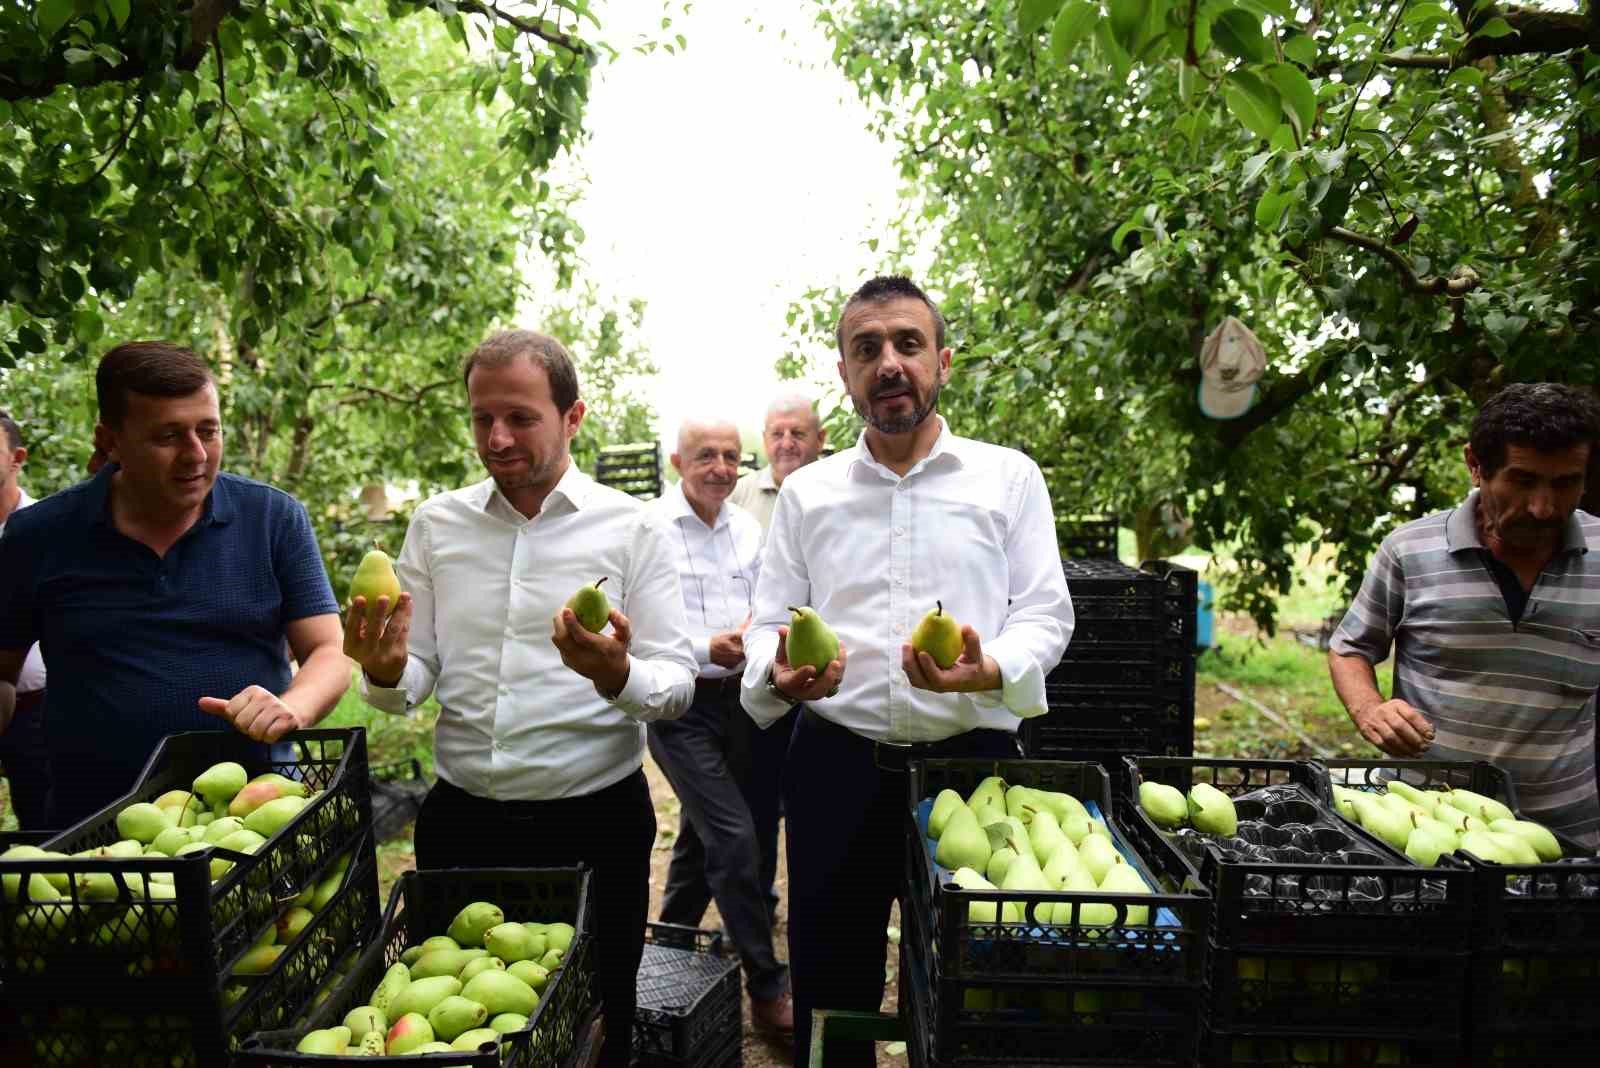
750,990,794,1034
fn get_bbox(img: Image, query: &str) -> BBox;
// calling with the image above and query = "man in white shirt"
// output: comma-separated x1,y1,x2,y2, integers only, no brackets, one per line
740,276,1075,1067
729,392,827,534
0,410,51,828
342,331,698,1068
648,417,791,1033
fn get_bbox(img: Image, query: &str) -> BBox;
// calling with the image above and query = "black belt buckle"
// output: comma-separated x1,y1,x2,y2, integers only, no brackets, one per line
874,741,920,774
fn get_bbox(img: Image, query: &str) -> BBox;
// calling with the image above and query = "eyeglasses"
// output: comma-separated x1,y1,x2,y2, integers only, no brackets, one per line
678,524,753,628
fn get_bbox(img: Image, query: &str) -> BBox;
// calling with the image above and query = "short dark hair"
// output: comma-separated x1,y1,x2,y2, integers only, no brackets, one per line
0,409,21,451
835,275,947,355
461,330,580,413
96,342,215,428
1470,382,1600,476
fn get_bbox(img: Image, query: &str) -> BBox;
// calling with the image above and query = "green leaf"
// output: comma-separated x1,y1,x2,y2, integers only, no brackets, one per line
1094,20,1133,81
62,48,94,65
1224,69,1283,140
1112,217,1141,253
1107,0,1149,52
1020,0,1063,35
1281,30,1316,69
1266,63,1315,140
1445,66,1484,90
1050,1,1098,60
1241,150,1274,186
1254,186,1290,230
1473,17,1516,39
37,0,75,39
1212,10,1269,64
74,306,104,342
104,0,131,29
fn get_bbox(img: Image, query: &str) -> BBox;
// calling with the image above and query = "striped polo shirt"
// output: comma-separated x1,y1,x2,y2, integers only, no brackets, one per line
1331,493,1600,848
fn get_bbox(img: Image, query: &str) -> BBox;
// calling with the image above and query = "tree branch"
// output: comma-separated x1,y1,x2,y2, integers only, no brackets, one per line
87,90,148,183
419,0,588,55
1326,226,1482,296
304,294,384,333
319,380,456,407
1216,355,1343,449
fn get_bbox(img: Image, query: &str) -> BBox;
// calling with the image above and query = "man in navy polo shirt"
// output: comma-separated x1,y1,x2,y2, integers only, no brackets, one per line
0,341,349,830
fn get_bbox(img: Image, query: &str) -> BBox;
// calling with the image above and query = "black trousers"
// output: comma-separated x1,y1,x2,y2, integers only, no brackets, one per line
785,708,1021,1068
648,680,789,1000
414,770,655,1068
0,690,52,831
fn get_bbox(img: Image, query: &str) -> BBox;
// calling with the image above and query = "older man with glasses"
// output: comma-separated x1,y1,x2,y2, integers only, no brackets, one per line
646,416,793,1034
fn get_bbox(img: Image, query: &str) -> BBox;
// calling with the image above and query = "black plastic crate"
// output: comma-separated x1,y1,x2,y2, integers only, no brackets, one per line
905,759,1210,994
1057,516,1120,560
632,922,741,1067
1045,640,1195,694
1121,757,1475,954
1466,949,1599,1041
1062,559,1197,643
370,758,431,844
237,866,594,1068
1199,1028,1464,1066
1317,758,1600,951
900,931,1196,1067
594,444,662,500
1205,943,1467,1037
1,826,380,1067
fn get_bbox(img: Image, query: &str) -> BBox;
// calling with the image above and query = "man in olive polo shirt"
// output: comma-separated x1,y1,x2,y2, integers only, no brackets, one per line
0,342,348,829
1330,383,1600,847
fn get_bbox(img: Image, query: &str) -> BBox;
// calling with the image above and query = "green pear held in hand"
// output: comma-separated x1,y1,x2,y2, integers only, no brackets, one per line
786,606,839,672
350,548,403,625
911,601,964,669
566,577,611,632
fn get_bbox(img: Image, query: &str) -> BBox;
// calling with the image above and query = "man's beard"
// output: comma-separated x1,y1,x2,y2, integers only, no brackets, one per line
854,375,940,435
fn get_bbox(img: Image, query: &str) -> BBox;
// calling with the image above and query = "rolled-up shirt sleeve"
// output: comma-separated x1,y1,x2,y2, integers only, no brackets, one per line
1329,541,1405,664
981,461,1074,718
607,515,697,723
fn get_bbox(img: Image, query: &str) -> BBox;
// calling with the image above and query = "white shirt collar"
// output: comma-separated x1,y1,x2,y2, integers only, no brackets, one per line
664,480,727,532
470,460,592,523
847,415,966,480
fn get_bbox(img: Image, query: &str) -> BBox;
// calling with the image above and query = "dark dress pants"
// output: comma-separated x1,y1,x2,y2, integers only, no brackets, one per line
647,678,789,1000
0,690,52,830
785,708,1021,1068
413,769,655,1068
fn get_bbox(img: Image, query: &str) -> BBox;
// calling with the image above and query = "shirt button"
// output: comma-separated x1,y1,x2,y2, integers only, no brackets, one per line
894,623,905,634
894,527,905,537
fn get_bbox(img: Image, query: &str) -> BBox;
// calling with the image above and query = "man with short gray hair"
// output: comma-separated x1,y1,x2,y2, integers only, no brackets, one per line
729,392,827,534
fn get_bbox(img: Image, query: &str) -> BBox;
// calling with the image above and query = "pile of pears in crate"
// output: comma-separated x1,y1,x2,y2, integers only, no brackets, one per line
296,900,574,1056
928,777,1153,926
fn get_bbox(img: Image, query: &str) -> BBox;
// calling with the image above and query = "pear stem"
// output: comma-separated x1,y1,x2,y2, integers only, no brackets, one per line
936,600,943,616
594,577,608,590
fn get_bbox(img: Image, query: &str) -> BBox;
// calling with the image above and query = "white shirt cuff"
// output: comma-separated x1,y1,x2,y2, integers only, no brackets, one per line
358,670,410,714
988,644,1048,719
693,636,712,670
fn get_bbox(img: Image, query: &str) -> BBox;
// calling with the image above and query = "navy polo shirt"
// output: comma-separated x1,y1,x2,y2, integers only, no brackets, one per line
0,467,339,826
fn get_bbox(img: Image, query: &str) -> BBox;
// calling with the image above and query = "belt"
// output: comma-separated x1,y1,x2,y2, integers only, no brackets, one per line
694,675,742,697
801,705,1019,774
14,689,44,718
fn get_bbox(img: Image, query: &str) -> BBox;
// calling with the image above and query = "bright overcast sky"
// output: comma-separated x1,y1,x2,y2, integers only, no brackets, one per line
561,2,904,446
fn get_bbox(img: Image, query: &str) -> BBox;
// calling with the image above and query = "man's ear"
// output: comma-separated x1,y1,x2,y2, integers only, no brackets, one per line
93,422,117,461
1463,443,1481,484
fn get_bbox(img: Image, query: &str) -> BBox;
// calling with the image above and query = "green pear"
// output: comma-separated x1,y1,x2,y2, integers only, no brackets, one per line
192,762,248,807
173,842,232,882
357,1031,385,1056
295,1026,351,1054
4,871,61,904
1061,811,1093,845
234,944,286,975
116,802,172,844
1385,780,1438,813
448,901,506,948
1459,829,1520,864
928,789,965,838
506,959,549,991
410,948,489,980
910,601,964,668
998,851,1050,903
935,804,991,872
1429,804,1478,834
228,780,286,819
249,772,309,798
428,995,489,1042
1484,830,1540,865
1098,862,1151,925
1139,782,1188,829
242,795,308,838
149,825,203,856
452,1026,501,1052
1026,808,1070,865
1041,841,1084,886
1378,791,1426,821
1,847,69,899
485,921,542,963
201,817,246,844
459,956,506,983
351,548,403,626
543,921,575,954
950,866,1020,924
343,1005,386,1043
1187,783,1238,835
1077,835,1121,884
537,946,564,970
460,970,540,1017
784,605,839,672
1089,818,1111,841
565,576,612,632
1405,815,1458,866
516,925,551,960
1489,818,1562,862
421,933,461,954
370,962,413,1015
967,776,1008,811
1445,788,1515,824
215,828,267,854
1004,784,1041,822
1350,793,1411,852
1331,784,1358,820
986,843,1020,884
385,1012,434,1055
276,906,315,943
389,975,463,1019
489,1013,529,1034
1033,790,1089,824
